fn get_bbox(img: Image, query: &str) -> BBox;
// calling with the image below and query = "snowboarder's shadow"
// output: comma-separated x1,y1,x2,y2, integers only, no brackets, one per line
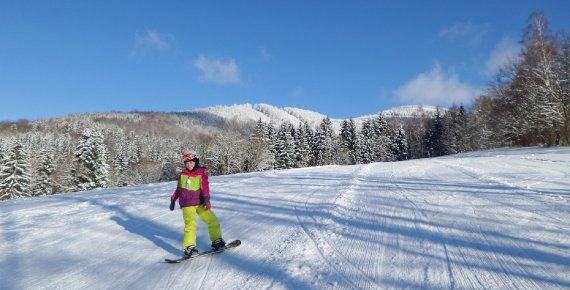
111,215,180,256
68,195,180,256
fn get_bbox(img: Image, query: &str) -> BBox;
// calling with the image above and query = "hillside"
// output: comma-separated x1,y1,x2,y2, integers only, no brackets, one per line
184,103,442,131
0,103,439,136
0,103,449,196
1,147,569,289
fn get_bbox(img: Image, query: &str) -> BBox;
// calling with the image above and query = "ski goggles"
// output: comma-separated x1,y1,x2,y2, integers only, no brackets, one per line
183,153,196,162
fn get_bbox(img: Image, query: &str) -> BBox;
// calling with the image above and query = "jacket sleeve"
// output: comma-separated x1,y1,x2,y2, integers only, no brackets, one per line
201,169,210,197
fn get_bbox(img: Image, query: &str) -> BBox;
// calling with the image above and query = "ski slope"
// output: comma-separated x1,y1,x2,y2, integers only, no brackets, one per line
1,147,569,289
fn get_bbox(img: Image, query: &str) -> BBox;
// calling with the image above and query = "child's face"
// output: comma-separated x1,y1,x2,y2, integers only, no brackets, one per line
185,161,195,169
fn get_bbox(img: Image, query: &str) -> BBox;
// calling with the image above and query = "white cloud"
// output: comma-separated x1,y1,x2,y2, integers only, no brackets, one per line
484,37,521,77
135,30,173,50
438,21,491,46
129,30,174,58
194,55,240,85
394,63,481,106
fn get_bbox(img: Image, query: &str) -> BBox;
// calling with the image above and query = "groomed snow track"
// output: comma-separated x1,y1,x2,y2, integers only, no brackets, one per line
1,147,569,289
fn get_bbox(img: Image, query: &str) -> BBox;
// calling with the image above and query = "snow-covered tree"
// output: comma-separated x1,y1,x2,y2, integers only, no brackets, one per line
424,109,447,158
0,140,32,200
274,123,296,169
312,117,336,166
34,147,56,196
392,128,409,161
206,130,246,175
159,160,180,182
517,12,564,145
454,105,471,153
0,142,5,163
112,150,130,186
372,114,394,161
0,141,5,186
128,135,143,165
560,35,570,145
72,128,110,191
470,96,494,150
294,122,312,168
356,120,375,164
245,119,274,172
340,119,358,164
265,123,278,166
109,133,133,187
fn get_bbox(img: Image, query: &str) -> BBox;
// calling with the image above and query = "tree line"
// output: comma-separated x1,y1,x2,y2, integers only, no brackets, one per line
0,105,490,201
473,12,570,147
1,11,568,201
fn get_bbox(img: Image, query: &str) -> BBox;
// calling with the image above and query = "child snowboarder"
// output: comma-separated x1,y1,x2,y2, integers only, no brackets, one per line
170,150,225,257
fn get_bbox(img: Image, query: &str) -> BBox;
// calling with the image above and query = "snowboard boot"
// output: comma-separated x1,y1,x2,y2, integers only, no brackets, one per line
184,245,199,257
211,238,226,251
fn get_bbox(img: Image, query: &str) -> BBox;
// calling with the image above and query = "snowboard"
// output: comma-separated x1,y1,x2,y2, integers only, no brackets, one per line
164,240,241,263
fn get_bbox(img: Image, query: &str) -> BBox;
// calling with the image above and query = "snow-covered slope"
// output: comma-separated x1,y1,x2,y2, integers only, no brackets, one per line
381,105,444,118
2,147,569,289
184,104,274,125
184,104,442,132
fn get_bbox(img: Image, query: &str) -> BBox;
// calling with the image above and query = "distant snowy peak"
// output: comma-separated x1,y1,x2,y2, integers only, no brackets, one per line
381,105,446,118
186,103,328,128
185,104,444,130
186,104,271,125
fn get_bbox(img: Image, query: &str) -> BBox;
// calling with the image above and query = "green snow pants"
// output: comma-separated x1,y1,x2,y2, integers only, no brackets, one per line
181,205,222,249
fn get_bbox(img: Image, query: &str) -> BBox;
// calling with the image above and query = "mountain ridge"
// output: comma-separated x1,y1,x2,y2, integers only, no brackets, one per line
184,103,443,131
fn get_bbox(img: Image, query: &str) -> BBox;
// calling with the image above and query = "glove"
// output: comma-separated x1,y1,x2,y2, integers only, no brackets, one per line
202,195,211,210
170,199,176,211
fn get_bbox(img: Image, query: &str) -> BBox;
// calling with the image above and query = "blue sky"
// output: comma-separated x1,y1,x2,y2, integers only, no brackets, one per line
1,0,570,121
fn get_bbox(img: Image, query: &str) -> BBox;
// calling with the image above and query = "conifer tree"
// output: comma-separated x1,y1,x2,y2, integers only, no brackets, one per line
0,142,5,164
424,109,447,157
0,142,5,186
392,128,409,161
373,114,394,161
265,123,278,167
112,150,130,186
311,131,322,166
274,123,296,169
0,140,32,200
312,117,335,166
442,110,458,155
356,120,375,164
455,105,470,152
340,119,358,164
35,147,56,196
294,122,311,167
128,136,143,165
303,122,316,166
72,128,110,191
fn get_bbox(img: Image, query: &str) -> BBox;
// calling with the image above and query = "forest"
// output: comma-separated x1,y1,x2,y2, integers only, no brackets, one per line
1,12,568,200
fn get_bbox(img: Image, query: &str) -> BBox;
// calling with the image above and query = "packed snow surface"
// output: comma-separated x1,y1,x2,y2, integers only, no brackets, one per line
1,147,569,289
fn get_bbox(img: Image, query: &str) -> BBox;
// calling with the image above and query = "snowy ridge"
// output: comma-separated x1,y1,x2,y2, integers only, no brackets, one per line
253,104,308,126
283,107,331,128
185,104,442,131
1,147,569,289
184,103,272,125
381,105,444,118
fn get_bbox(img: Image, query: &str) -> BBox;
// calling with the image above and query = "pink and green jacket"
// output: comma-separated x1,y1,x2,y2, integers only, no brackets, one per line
171,167,210,208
